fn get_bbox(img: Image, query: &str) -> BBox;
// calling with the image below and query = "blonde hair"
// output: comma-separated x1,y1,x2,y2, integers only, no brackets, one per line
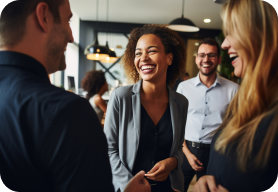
215,0,278,171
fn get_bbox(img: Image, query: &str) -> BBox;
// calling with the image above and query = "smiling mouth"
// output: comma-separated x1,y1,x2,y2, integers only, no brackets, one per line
140,65,156,71
201,62,213,68
230,53,238,62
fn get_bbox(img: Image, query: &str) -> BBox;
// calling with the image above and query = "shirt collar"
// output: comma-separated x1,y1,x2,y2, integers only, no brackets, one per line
0,51,50,83
194,72,222,87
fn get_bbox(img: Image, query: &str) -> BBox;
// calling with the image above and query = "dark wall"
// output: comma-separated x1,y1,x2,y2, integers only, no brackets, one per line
79,20,221,87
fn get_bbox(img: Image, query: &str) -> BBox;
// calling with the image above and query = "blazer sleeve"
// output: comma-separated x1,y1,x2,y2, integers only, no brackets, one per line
104,90,133,191
172,97,188,170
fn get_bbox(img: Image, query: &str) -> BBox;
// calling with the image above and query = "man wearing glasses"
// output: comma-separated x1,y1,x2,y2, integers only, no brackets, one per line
177,38,239,192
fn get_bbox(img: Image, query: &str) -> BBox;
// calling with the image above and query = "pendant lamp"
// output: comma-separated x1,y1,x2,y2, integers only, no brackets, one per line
85,0,109,60
100,0,118,63
213,0,228,4
100,40,118,63
168,0,199,32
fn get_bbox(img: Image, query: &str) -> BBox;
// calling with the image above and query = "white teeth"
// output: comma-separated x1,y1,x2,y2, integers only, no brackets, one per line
202,65,210,67
230,54,238,58
141,65,155,70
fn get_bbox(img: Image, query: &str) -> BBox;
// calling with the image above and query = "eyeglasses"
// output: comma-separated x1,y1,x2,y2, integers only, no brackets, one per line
197,53,218,60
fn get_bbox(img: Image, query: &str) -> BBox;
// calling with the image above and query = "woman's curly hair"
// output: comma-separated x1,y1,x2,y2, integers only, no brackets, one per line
81,70,106,99
123,24,186,87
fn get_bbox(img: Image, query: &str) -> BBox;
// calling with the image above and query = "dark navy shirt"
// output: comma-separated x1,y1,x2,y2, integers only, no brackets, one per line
0,51,114,192
132,104,173,192
207,113,278,192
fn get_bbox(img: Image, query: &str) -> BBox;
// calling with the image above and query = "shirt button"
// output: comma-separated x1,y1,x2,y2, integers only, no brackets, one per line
205,114,207,116
202,128,204,130
199,138,201,140
206,102,208,104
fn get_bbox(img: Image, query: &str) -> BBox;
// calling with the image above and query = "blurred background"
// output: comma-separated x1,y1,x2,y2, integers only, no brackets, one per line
51,0,240,96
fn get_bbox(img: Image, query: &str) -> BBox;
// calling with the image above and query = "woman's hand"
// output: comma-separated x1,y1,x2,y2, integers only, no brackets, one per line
193,176,229,192
144,157,177,181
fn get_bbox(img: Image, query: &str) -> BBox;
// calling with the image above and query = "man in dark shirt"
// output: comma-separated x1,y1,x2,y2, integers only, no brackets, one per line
0,0,150,192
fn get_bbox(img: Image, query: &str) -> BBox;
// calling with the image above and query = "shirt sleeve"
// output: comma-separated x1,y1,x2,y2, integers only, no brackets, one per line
40,98,114,192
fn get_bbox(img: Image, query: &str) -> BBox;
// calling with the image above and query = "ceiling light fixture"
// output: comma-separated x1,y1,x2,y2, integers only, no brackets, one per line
213,0,228,4
168,0,199,32
100,0,118,63
84,0,109,61
204,19,211,23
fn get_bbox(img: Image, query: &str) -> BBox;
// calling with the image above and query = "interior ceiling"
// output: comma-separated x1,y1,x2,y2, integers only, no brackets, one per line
69,0,223,30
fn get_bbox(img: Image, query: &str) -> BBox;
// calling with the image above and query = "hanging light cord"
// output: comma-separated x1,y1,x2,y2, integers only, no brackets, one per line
96,0,98,21
182,0,184,18
106,0,109,41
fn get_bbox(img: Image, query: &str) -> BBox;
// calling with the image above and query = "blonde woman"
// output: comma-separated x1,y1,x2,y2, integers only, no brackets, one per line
193,0,278,192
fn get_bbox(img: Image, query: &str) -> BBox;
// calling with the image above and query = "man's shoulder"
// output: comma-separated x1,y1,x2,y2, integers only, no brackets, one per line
39,85,87,111
177,77,197,94
218,76,239,89
180,77,196,86
17,81,88,117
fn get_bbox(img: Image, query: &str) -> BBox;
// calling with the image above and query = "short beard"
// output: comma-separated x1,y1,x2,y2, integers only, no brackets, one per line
200,61,218,77
46,25,68,73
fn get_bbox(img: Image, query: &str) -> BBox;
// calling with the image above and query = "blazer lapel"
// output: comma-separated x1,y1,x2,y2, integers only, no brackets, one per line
131,80,142,151
169,89,179,156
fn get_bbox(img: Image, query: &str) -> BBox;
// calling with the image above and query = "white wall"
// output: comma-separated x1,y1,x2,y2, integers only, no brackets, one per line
64,10,80,92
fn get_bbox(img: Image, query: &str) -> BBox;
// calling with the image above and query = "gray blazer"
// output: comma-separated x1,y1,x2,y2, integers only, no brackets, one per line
104,80,188,192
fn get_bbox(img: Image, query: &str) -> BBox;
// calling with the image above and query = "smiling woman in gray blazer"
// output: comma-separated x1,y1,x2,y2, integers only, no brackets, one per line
104,24,188,192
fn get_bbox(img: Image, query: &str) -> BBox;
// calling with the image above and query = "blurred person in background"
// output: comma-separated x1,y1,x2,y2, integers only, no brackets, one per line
82,70,108,124
104,24,188,192
193,0,278,191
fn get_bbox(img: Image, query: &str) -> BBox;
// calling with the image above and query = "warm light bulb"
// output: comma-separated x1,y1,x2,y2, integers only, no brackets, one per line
96,54,99,57
204,19,211,23
106,57,110,61
110,48,114,51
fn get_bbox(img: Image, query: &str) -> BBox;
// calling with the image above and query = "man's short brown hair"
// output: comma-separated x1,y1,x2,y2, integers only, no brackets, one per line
198,38,220,57
0,0,64,47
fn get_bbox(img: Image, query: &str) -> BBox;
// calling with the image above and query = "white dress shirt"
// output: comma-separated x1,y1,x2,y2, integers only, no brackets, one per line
177,73,239,144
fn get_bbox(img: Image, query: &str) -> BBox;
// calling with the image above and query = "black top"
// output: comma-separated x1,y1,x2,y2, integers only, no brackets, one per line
132,104,173,191
207,113,278,192
0,51,114,192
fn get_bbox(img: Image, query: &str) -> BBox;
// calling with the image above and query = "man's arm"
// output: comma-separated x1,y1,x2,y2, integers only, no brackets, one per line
183,140,204,171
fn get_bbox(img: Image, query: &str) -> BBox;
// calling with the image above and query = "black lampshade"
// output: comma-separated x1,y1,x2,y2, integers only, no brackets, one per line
100,41,118,63
168,16,199,32
85,38,110,60
213,0,228,4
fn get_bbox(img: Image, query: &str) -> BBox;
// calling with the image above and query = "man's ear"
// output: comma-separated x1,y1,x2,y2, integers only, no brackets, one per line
195,55,198,65
167,53,173,65
35,2,51,33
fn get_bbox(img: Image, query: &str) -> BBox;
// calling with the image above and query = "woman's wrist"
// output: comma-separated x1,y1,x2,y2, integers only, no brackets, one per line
168,157,178,170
